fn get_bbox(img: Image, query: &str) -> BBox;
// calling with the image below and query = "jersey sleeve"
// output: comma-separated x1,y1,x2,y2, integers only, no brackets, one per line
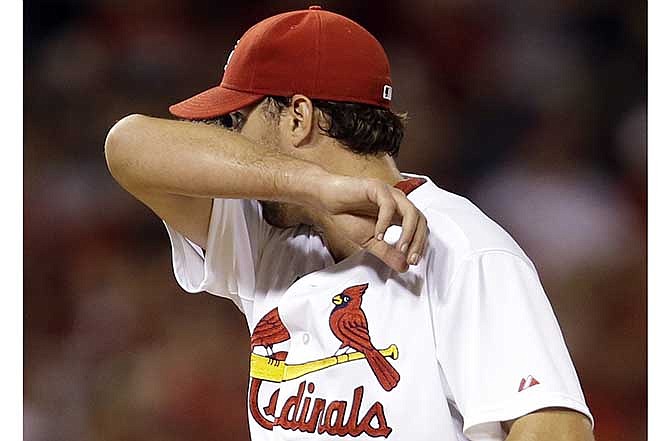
433,250,593,440
163,198,271,312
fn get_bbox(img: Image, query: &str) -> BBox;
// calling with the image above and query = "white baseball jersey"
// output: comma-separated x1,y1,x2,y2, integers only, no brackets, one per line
163,174,593,441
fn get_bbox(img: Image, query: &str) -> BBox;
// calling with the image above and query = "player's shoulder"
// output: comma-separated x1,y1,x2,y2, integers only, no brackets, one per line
406,174,527,260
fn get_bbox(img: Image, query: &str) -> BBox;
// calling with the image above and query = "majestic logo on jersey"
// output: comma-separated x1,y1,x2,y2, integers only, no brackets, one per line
518,374,540,392
248,283,400,437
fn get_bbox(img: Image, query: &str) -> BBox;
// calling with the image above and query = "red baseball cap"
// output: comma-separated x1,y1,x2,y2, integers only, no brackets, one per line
169,5,393,120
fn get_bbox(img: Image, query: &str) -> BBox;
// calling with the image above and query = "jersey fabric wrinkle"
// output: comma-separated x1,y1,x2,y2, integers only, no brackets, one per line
163,173,593,441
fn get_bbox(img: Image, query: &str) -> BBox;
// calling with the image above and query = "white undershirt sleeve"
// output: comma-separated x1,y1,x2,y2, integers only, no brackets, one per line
163,198,270,313
434,250,593,440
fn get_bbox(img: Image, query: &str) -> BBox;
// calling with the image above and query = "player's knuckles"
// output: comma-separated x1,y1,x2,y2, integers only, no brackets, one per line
378,206,395,228
409,230,424,252
403,210,419,229
400,213,419,243
365,182,383,205
406,218,428,263
419,225,430,258
414,216,427,237
381,193,397,212
373,182,391,198
390,187,405,198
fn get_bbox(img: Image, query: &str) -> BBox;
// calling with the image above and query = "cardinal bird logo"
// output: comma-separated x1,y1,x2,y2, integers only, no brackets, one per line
250,307,290,360
329,284,400,391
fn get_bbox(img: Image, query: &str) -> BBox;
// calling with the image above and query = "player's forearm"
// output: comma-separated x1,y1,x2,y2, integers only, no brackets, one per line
503,409,595,441
104,114,326,206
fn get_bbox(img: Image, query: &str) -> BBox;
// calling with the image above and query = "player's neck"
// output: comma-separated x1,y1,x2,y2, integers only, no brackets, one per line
309,140,404,186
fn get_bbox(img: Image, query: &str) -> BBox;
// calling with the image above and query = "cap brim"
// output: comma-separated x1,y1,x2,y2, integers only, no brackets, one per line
169,85,265,120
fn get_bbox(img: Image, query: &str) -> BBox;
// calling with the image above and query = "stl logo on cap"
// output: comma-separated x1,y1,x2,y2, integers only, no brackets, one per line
382,84,393,101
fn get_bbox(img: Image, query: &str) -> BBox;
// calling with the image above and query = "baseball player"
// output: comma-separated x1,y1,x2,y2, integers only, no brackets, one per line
105,6,594,441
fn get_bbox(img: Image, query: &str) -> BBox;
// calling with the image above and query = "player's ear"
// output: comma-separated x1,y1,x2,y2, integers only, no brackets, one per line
287,95,318,147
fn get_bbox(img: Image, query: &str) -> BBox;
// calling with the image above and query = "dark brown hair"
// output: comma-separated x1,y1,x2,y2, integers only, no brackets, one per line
265,96,406,157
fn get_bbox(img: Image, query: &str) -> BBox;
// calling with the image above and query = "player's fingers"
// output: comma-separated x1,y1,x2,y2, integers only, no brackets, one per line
363,237,409,273
392,190,420,255
407,214,428,265
371,185,397,241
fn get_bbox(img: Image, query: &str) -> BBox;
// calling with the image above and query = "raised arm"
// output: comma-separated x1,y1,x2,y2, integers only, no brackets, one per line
104,114,424,271
105,114,324,247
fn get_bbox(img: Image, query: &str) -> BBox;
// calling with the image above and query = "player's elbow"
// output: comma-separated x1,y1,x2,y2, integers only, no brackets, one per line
104,114,147,188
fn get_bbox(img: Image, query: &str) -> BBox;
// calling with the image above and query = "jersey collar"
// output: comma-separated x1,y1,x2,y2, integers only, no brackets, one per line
393,177,427,195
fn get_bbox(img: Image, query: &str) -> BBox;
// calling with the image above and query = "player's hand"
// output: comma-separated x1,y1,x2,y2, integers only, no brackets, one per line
310,176,428,272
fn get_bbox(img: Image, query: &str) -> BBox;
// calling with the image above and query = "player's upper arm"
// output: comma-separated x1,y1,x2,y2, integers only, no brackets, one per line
431,250,593,437
502,408,594,441
133,189,213,249
105,114,212,248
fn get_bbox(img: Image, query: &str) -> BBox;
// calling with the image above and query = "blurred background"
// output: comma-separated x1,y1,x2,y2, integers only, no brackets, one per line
23,1,646,440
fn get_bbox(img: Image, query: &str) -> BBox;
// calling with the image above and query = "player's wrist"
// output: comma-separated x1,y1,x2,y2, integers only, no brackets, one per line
276,163,334,209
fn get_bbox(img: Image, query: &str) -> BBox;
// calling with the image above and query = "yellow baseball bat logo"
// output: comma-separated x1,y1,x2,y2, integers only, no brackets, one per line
250,344,399,383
